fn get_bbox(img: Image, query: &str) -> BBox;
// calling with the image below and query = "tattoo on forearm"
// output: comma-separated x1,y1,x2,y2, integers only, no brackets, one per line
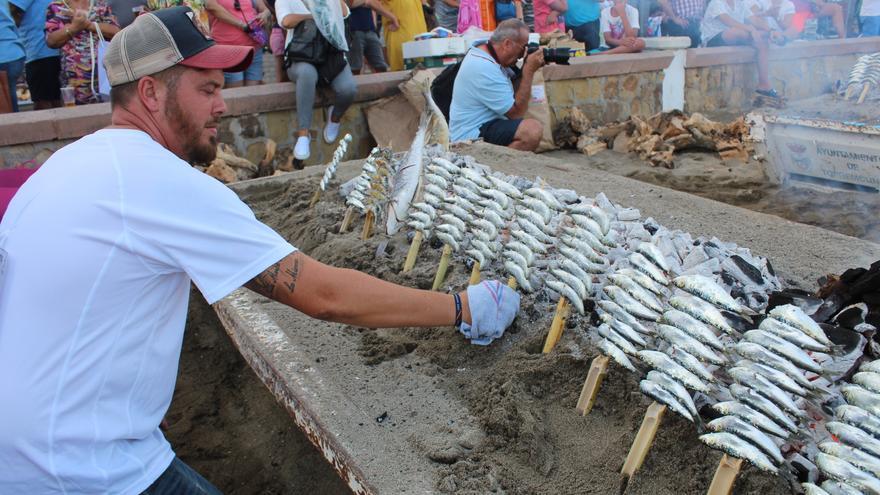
284,258,300,293
246,262,281,298
245,256,302,300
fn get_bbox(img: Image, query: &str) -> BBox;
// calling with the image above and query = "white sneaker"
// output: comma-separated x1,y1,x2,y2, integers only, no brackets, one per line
294,135,311,160
323,105,341,143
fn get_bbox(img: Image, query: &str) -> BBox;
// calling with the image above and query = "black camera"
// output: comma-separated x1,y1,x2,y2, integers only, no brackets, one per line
526,43,571,65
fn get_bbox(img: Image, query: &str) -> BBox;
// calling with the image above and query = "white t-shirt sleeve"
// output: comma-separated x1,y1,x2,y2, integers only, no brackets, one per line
599,7,611,34
126,167,296,304
276,0,310,20
777,0,795,19
704,0,728,21
627,5,640,29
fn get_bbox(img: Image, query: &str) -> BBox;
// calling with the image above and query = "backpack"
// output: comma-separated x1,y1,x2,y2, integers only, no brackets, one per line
430,60,462,123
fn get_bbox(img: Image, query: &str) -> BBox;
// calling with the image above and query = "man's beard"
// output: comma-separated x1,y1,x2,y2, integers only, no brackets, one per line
165,91,218,164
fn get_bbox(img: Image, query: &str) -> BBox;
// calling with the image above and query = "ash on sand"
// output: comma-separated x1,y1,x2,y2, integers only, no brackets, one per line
548,148,880,243
164,291,348,495
248,175,788,494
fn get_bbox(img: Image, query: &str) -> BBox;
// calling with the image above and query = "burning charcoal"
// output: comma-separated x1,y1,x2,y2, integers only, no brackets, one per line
864,292,880,306
723,311,752,333
834,303,868,329
684,258,720,276
767,289,823,315
730,255,764,285
682,246,709,270
841,267,869,284
868,311,880,329
703,240,724,259
721,271,738,288
790,453,819,484
851,266,880,298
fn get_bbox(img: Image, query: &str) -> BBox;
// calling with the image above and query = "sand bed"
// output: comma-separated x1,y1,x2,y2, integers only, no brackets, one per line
547,148,880,244
225,143,880,494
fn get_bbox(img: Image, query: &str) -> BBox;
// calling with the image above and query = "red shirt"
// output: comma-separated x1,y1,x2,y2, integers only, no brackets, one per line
534,0,566,32
209,0,261,46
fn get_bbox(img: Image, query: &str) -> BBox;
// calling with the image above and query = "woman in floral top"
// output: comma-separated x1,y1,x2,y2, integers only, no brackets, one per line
45,0,119,104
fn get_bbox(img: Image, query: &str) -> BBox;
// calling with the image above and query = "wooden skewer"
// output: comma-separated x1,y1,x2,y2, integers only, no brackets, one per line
361,210,375,241
845,83,857,100
339,206,356,233
308,189,322,209
507,276,518,289
431,244,454,291
857,82,872,105
402,231,424,273
542,297,570,353
706,455,743,495
621,401,667,479
575,355,611,415
468,262,481,285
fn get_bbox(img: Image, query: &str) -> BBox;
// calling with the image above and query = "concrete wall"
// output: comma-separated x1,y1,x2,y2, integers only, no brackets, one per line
2,38,879,169
684,39,876,113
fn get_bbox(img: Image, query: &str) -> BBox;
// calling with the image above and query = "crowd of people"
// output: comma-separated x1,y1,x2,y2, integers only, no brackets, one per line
1,0,878,150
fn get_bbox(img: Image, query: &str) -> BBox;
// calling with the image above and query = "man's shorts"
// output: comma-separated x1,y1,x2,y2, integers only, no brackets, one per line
349,30,388,72
224,50,264,84
567,19,601,51
25,56,61,103
479,118,522,147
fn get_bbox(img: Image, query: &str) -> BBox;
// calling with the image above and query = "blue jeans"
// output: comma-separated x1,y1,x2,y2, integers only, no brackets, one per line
286,61,357,130
224,49,264,84
0,57,25,112
140,457,222,495
862,16,880,36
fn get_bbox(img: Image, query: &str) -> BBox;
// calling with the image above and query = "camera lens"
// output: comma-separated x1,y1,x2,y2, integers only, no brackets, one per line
542,47,571,65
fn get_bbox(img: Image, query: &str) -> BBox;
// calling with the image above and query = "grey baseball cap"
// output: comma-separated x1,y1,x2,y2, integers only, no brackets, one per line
103,6,254,87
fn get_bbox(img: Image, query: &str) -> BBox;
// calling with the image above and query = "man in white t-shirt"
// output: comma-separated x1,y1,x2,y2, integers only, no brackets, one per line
596,0,646,54
745,0,797,42
0,6,520,494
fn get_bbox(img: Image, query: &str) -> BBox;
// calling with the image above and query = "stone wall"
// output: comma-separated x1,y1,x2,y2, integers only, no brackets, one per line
684,39,878,114
546,71,665,126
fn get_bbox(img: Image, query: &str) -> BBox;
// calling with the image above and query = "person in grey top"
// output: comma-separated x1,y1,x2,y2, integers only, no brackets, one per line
434,0,457,30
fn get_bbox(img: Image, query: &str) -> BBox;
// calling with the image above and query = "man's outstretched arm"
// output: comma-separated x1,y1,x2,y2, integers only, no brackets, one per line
245,251,471,329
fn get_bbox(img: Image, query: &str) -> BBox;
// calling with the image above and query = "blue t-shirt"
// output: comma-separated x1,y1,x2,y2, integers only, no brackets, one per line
0,0,25,64
450,45,515,142
564,0,600,26
9,0,57,63
349,6,375,31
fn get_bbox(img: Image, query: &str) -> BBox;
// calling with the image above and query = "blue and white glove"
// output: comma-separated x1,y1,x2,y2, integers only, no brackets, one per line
458,280,521,345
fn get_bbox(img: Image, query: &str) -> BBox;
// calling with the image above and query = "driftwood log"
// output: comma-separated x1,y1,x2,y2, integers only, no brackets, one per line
556,109,753,168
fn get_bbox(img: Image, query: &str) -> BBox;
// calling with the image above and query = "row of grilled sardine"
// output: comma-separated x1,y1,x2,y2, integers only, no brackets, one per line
319,134,352,191
803,358,880,494
701,304,834,476
345,146,391,214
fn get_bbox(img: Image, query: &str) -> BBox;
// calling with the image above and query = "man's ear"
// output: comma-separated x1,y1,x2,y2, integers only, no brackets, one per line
137,76,163,113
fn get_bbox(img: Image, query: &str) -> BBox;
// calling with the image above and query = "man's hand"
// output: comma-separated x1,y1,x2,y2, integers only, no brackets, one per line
457,281,520,345
523,47,545,73
387,14,400,31
70,9,90,33
257,9,273,25
672,15,688,27
547,12,558,25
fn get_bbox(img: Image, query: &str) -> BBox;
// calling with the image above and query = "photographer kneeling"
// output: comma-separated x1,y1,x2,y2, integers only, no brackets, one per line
449,19,546,152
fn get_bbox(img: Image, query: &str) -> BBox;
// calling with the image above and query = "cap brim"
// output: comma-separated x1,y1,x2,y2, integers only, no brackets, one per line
180,44,254,73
